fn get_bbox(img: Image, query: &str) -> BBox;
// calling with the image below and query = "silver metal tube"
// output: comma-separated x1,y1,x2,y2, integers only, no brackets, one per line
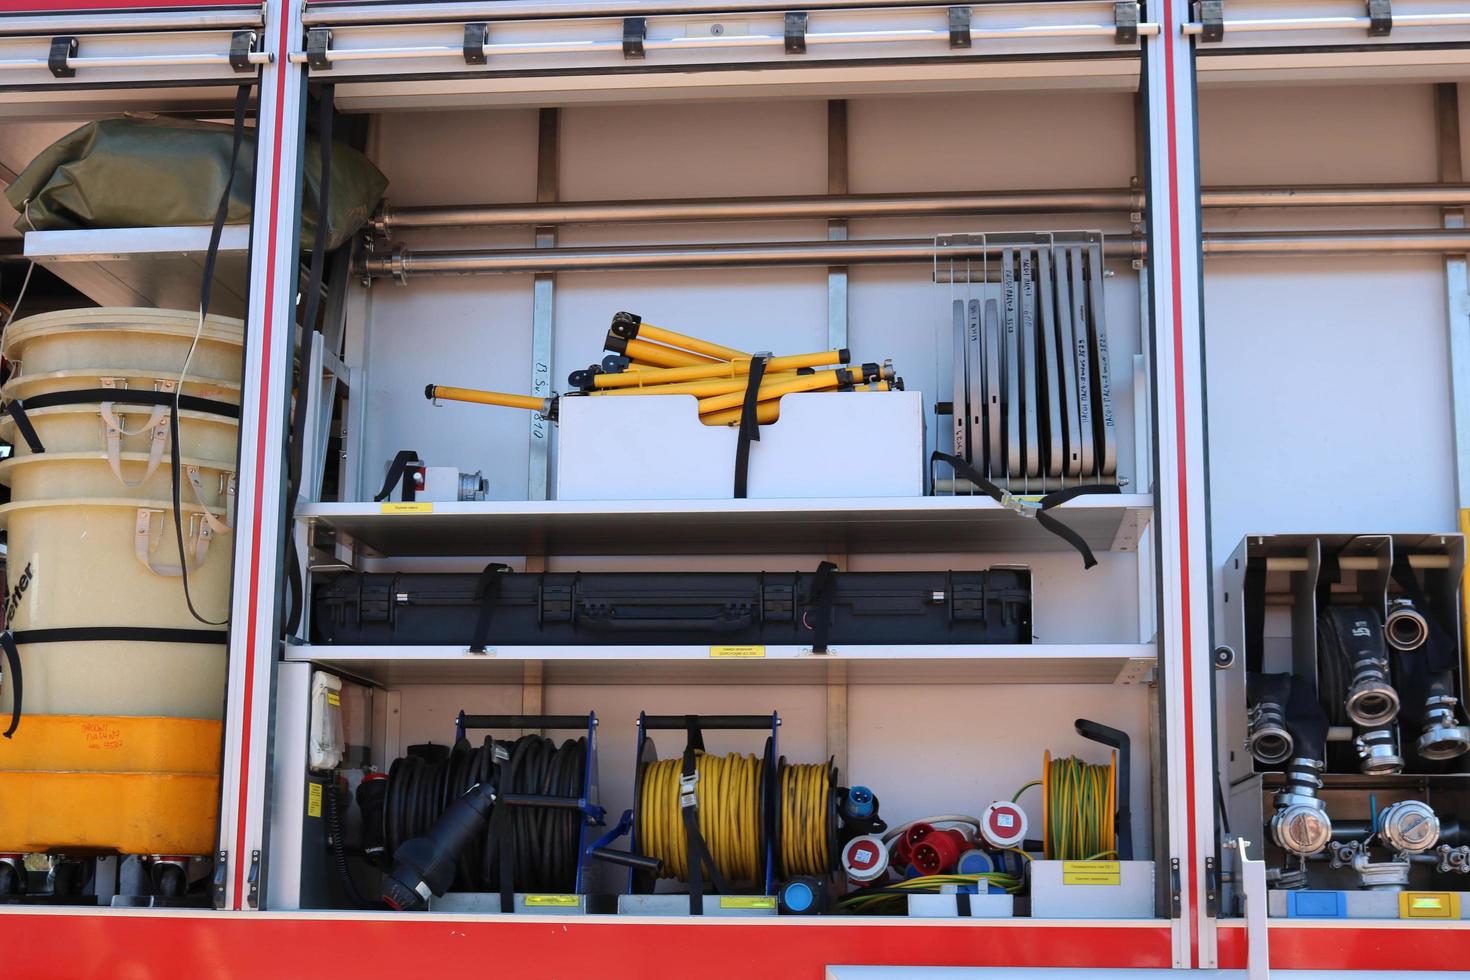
0,51,272,71
364,229,1470,279
377,184,1470,232
1182,11,1470,35
303,0,1116,27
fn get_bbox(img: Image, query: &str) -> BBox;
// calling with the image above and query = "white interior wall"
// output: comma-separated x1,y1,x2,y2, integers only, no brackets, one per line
349,90,1155,854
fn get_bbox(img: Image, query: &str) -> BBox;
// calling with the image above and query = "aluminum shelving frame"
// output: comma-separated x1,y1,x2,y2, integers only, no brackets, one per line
6,0,1470,976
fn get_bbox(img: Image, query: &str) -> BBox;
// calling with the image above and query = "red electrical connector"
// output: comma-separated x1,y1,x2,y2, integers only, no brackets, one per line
900,823,972,875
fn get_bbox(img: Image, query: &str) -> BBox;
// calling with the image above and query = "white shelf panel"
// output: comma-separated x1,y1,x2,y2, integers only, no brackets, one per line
285,641,1156,686
24,225,251,316
300,494,1153,558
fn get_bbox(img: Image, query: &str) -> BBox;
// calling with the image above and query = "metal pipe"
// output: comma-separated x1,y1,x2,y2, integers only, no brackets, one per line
376,184,1470,232
364,229,1470,279
303,0,1117,28
0,51,273,72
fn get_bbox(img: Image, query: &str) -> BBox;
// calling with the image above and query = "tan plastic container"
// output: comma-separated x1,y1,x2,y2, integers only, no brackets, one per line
2,308,244,380
0,453,235,510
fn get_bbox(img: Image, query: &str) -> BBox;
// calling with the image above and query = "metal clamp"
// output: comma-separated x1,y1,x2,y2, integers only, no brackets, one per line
306,28,333,71
1114,1,1139,44
48,36,77,78
785,12,809,54
622,17,646,58
1199,0,1225,42
388,244,410,286
1367,0,1392,36
463,23,489,64
998,490,1040,518
678,771,699,808
229,31,257,73
948,6,972,48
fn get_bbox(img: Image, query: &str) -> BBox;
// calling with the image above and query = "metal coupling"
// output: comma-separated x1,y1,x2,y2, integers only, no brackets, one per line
1379,800,1440,855
457,470,489,501
1352,850,1412,891
1345,657,1400,728
1417,695,1470,760
1270,758,1332,857
1355,726,1404,775
1385,598,1429,652
1246,698,1293,765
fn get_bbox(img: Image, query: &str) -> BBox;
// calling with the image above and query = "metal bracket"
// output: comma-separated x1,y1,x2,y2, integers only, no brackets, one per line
1199,0,1225,41
1114,1,1139,44
998,489,1040,518
948,6,972,48
211,850,228,909
463,23,489,64
785,12,809,54
1169,857,1182,917
229,31,257,73
622,17,646,58
1205,855,1218,916
1367,0,1392,36
47,36,77,78
246,849,261,908
306,28,333,71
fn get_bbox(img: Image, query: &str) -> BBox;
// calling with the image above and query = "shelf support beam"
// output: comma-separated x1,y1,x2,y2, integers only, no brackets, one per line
827,100,849,351
529,107,559,502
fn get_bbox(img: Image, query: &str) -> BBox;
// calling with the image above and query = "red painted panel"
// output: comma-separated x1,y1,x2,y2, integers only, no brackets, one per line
0,1,247,11
1219,922,1470,971
1,913,1173,979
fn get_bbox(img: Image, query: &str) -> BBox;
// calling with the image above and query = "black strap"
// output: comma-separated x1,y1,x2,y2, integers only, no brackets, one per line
469,563,511,653
373,449,421,503
808,560,838,654
1244,560,1266,674
173,81,251,630
956,889,972,917
12,626,227,645
732,355,769,499
6,390,241,454
680,737,732,915
283,85,337,638
0,631,20,739
930,451,1121,569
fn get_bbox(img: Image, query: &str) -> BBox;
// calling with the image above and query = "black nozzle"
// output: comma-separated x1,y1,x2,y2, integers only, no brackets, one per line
381,781,496,911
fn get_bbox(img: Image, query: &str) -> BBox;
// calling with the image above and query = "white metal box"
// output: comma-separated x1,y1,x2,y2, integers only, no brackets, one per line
1028,860,1155,918
555,390,924,501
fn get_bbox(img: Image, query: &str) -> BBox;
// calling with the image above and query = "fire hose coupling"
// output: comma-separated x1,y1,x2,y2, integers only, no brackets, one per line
1270,758,1332,857
1246,672,1294,766
1418,694,1470,760
1345,658,1400,728
1378,800,1441,855
1355,726,1404,775
1385,597,1429,652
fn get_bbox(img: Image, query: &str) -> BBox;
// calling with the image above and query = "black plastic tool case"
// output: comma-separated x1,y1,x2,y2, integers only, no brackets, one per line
310,569,1031,646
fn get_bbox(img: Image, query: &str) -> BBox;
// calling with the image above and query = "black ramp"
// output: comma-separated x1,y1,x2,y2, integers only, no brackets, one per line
1019,248,1040,479
1002,248,1021,479
1051,244,1081,477
951,298,968,462
1086,239,1118,478
1036,247,1063,478
1069,246,1095,476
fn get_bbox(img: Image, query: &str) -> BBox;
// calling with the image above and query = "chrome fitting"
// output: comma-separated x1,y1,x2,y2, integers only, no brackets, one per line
1353,850,1412,891
1379,800,1440,855
1417,695,1470,761
1385,598,1429,652
1345,661,1400,727
1270,758,1332,857
1355,727,1404,775
1246,699,1293,765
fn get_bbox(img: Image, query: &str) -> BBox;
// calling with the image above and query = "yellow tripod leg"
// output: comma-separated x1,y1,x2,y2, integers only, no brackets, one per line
590,349,850,389
701,401,783,427
590,371,805,398
637,322,748,361
616,337,722,368
426,384,551,414
696,371,842,415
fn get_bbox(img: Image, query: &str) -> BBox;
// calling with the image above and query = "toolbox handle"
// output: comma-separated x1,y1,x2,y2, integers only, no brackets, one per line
579,611,753,633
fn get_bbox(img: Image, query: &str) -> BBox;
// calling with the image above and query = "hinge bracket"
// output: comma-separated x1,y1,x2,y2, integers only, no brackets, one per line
785,12,809,54
48,36,77,78
229,30,256,73
247,849,261,909
1367,0,1393,36
622,17,646,58
1170,857,1183,917
211,850,228,909
948,7,972,48
1114,1,1139,44
1206,855,1219,916
1199,0,1225,42
463,23,489,64
306,28,333,71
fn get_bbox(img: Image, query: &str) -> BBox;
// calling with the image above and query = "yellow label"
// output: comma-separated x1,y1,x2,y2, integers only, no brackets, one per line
307,782,323,819
524,894,581,908
720,896,776,910
325,690,340,706
380,502,433,514
1400,891,1459,919
1062,861,1121,886
710,645,765,659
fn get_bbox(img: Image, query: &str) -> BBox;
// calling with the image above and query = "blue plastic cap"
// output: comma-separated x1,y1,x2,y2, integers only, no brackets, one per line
844,787,876,820
782,880,815,913
955,850,994,875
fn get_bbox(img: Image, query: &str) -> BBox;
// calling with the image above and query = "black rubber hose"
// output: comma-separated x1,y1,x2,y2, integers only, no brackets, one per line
325,780,387,910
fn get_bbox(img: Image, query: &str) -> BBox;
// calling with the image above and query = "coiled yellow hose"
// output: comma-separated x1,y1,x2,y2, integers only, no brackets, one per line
1041,750,1117,861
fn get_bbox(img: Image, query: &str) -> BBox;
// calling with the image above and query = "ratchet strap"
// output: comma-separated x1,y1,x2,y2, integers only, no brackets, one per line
283,84,337,637
806,560,838,654
373,449,421,503
681,716,732,914
5,390,239,455
0,631,19,739
732,354,769,499
930,451,1121,568
468,563,511,654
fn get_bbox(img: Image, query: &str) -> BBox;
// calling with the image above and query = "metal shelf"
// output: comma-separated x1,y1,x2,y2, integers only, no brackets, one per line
23,225,251,316
284,641,1155,686
300,494,1152,558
